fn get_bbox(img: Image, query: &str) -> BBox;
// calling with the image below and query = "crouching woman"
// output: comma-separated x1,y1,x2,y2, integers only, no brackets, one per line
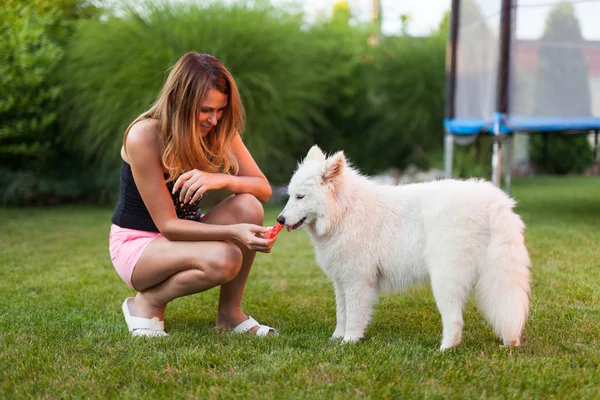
109,52,278,337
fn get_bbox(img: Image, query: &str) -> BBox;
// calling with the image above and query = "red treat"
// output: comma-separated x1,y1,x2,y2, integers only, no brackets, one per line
264,223,284,239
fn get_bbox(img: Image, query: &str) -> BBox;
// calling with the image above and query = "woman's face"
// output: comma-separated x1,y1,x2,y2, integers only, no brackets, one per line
199,89,228,136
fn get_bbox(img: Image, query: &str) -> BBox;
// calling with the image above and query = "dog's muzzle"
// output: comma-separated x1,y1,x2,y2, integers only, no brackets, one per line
277,215,306,231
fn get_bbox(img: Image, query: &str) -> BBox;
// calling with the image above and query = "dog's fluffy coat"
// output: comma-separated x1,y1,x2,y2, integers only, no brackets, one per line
277,146,531,350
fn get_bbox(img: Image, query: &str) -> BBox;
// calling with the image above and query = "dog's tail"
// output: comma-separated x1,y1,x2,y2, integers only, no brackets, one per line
476,198,531,346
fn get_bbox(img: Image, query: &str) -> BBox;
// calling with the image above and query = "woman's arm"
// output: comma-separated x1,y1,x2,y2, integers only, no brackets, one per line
222,133,272,203
172,133,272,204
125,121,269,248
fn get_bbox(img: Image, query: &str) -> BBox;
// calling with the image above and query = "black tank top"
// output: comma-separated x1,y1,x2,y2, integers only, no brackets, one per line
111,160,202,233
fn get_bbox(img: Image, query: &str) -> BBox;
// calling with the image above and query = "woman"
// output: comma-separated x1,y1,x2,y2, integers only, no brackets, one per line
109,52,278,337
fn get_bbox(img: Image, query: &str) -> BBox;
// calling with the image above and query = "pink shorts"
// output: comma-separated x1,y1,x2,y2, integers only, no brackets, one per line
109,224,162,289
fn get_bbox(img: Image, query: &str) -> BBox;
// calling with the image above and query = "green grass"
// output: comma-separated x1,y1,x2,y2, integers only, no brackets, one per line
1,176,599,399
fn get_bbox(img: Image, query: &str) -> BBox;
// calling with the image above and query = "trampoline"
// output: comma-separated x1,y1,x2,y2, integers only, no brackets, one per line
443,0,600,190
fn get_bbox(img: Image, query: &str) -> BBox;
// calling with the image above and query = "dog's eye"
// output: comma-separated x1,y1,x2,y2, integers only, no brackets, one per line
296,194,305,200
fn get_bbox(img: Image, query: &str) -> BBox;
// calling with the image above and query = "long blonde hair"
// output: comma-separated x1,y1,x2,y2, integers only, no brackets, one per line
124,52,245,182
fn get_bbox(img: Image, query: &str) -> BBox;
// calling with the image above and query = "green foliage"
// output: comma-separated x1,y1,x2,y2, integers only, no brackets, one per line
59,0,449,192
0,166,106,205
452,136,493,179
303,15,376,169
305,23,447,176
60,1,334,187
3,0,452,202
434,10,450,39
0,0,102,205
0,4,62,172
331,0,352,24
360,35,446,173
530,134,593,174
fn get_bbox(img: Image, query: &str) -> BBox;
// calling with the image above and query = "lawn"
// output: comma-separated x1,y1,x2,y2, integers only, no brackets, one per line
1,176,599,399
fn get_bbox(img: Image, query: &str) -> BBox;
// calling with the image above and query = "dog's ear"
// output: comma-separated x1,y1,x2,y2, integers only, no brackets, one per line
305,145,326,163
322,151,345,184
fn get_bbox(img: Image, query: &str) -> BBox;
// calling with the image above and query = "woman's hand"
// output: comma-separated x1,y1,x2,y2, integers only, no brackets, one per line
231,223,277,253
172,170,230,203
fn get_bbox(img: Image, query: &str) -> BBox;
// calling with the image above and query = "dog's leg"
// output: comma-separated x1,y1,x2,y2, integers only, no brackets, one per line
430,273,470,351
342,281,378,343
331,280,346,339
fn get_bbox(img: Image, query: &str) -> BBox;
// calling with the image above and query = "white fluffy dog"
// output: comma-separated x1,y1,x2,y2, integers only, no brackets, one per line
277,146,531,350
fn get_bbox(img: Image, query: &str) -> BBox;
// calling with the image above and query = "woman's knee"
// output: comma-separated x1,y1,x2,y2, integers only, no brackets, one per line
200,242,243,284
230,193,264,225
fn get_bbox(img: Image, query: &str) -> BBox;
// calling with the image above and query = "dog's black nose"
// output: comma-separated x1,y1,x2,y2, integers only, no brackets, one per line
276,215,285,225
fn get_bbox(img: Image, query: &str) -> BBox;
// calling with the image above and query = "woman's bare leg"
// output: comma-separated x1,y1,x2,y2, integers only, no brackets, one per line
130,238,243,320
199,194,266,330
130,239,242,320
129,193,266,330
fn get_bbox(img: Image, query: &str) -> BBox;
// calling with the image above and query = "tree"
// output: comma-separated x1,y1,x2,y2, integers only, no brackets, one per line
332,0,351,25
0,1,102,204
534,2,591,117
530,1,593,174
0,4,62,172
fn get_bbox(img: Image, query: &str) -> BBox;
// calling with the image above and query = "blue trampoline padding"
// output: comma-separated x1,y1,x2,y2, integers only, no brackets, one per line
506,117,600,132
444,119,509,135
445,117,600,135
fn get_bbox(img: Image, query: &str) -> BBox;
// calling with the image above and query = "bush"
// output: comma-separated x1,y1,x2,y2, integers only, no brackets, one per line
362,35,446,173
0,166,107,206
451,136,493,179
60,1,336,190
305,26,447,176
303,14,376,169
60,0,450,193
530,134,593,174
0,0,101,205
0,4,62,174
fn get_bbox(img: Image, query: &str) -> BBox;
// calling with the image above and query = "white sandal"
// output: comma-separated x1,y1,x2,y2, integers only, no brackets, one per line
122,297,168,337
232,316,278,337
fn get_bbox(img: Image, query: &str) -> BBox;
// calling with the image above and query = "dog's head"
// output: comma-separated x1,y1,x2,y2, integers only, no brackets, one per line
277,145,346,232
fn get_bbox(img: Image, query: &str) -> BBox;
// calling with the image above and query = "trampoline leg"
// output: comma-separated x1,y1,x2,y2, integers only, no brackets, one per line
594,130,598,163
444,133,454,178
504,135,512,194
492,136,503,187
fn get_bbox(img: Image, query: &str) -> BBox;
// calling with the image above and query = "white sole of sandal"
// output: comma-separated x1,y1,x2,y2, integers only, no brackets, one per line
232,316,278,337
122,297,168,338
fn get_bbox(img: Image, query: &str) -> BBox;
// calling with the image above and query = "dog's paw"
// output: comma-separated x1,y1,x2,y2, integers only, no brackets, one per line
440,330,462,351
330,330,345,340
439,340,461,351
341,335,362,344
